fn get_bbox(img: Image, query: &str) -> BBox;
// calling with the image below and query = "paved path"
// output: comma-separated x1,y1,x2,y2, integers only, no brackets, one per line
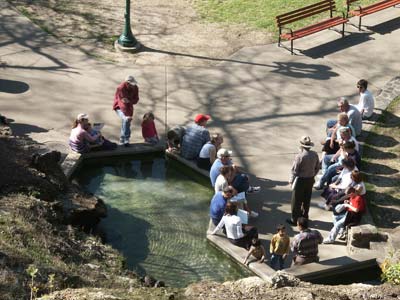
1,1,400,267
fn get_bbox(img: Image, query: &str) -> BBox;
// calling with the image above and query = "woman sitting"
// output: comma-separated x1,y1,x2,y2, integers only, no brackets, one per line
197,133,223,171
69,114,116,153
210,202,258,250
330,170,366,213
214,165,234,193
69,114,100,153
320,158,357,209
323,185,366,244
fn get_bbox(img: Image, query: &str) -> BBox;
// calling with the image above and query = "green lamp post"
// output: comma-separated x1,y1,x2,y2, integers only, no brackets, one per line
117,0,139,49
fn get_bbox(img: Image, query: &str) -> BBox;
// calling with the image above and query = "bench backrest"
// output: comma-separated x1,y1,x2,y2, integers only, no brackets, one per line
276,0,337,27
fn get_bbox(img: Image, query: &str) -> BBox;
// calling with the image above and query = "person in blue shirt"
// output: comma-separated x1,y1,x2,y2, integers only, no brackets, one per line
181,114,210,160
210,186,234,226
210,148,233,187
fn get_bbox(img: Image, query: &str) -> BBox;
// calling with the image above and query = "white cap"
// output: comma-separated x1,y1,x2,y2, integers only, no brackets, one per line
125,75,137,85
217,148,232,158
77,113,89,121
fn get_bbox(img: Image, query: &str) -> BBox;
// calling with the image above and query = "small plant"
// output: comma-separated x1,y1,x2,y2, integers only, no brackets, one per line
48,273,55,294
26,264,39,300
381,250,400,285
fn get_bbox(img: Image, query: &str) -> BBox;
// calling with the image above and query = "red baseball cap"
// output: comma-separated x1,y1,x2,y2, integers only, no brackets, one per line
194,114,210,123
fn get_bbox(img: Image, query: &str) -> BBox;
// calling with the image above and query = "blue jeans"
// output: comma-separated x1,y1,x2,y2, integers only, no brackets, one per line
270,254,285,270
115,109,131,143
320,161,341,186
328,212,347,241
322,154,335,174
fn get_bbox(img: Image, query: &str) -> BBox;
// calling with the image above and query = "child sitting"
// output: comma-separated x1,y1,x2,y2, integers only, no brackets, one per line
243,237,266,265
141,112,159,145
270,224,290,270
86,122,117,151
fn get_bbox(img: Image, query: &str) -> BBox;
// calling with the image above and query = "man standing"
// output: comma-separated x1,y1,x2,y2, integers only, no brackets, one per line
113,75,139,146
181,114,210,160
356,79,375,119
287,136,320,225
291,217,323,265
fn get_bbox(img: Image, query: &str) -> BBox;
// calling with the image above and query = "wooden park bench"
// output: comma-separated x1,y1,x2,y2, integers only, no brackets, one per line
276,0,348,54
346,0,400,30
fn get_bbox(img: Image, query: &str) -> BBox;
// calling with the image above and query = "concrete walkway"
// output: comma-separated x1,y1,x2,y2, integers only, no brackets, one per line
1,1,399,270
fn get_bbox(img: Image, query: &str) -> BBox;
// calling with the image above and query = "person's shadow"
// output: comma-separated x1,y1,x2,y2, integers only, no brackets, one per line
9,123,48,138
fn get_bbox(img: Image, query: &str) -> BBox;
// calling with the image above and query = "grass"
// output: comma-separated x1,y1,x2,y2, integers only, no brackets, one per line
362,96,400,229
0,193,140,299
193,0,378,37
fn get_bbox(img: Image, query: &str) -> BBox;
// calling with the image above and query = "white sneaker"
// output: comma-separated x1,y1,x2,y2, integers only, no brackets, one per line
247,186,261,194
313,181,323,190
250,211,259,218
323,238,334,244
317,202,326,209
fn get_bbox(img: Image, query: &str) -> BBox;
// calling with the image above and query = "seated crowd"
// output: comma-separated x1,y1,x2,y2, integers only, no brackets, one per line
207,79,373,268
313,79,373,244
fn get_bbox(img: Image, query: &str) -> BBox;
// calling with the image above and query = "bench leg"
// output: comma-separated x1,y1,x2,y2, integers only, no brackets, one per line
291,40,293,55
358,16,362,31
278,37,281,47
342,23,345,37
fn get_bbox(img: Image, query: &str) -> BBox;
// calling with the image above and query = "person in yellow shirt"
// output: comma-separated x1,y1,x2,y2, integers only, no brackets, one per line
270,224,290,270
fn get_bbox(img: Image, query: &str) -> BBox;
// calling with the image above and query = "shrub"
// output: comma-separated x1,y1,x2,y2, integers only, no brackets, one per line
381,250,400,285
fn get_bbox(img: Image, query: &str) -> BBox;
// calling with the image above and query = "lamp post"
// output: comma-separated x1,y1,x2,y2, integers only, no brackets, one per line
116,0,140,50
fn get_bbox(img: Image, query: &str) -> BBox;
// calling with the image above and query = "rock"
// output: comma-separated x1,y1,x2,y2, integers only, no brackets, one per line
31,150,68,191
85,263,100,270
0,125,11,136
348,224,388,250
228,276,265,293
64,189,107,233
270,271,301,288
141,275,165,288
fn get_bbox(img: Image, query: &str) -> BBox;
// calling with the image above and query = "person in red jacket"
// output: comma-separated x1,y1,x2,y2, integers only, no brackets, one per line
323,185,365,244
113,75,139,146
141,112,159,145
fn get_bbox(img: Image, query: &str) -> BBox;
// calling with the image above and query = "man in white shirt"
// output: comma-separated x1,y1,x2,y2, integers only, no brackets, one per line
356,79,374,119
338,97,362,136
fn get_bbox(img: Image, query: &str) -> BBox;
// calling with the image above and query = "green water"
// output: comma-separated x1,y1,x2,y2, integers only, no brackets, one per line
75,156,252,287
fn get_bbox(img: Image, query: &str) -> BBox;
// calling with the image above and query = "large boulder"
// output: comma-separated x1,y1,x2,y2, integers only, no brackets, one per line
63,187,107,233
31,150,68,191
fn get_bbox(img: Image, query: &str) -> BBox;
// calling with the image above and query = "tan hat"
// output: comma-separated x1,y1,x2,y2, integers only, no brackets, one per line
77,113,89,121
299,136,314,148
125,75,137,86
217,148,232,158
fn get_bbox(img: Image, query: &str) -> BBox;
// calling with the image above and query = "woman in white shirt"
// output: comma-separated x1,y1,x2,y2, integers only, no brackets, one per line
210,202,258,249
321,158,357,208
214,165,234,193
197,133,223,171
